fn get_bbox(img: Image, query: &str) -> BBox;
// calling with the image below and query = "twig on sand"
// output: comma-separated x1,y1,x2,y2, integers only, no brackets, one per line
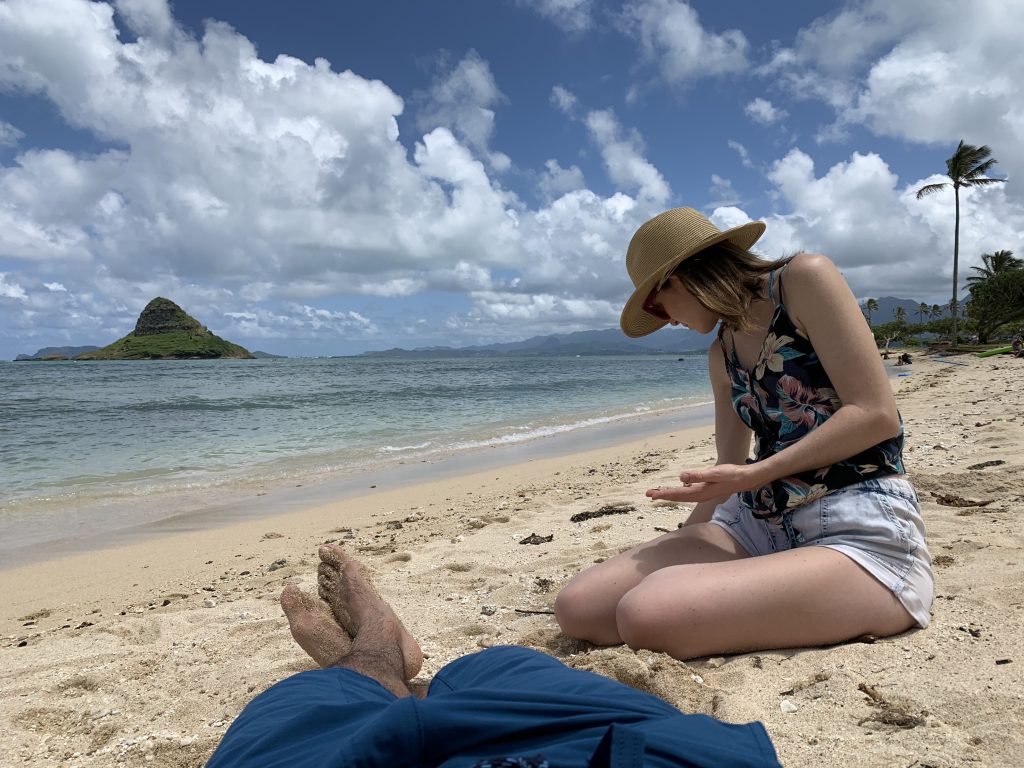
930,492,993,507
570,502,635,523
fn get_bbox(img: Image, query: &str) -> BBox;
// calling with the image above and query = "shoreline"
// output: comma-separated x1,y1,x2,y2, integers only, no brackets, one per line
2,353,1022,767
0,417,719,634
0,401,714,570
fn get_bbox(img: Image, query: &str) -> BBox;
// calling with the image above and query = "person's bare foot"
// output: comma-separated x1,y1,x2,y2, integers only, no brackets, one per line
317,543,423,679
280,584,353,668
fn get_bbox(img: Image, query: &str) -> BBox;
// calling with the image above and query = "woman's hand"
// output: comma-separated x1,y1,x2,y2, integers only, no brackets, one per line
646,464,761,503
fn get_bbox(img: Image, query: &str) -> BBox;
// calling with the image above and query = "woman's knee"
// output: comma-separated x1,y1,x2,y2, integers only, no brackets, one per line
553,579,601,637
614,580,713,657
615,586,687,653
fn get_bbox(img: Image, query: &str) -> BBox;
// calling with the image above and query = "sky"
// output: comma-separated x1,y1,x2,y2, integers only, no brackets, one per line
1,0,1022,358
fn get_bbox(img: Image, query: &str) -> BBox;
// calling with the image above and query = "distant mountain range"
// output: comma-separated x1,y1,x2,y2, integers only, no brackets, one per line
860,296,952,324
14,345,101,361
357,326,714,358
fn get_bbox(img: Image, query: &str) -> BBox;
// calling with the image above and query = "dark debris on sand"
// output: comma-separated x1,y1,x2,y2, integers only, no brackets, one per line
857,683,927,729
519,533,554,545
570,502,636,523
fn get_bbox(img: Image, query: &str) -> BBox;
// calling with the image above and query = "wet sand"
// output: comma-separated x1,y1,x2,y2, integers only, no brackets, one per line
1,353,1021,766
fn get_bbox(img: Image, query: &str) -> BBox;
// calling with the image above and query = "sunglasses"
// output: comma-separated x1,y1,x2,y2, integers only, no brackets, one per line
641,271,674,321
642,288,669,321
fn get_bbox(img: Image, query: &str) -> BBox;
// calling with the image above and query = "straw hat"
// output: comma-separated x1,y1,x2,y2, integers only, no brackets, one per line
619,207,766,338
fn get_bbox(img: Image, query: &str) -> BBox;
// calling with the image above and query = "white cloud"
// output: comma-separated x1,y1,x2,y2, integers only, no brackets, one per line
584,109,670,204
550,85,579,116
766,0,1024,199
113,0,175,39
15,0,1017,356
0,273,28,300
221,305,379,340
0,1,672,352
749,148,1024,300
0,121,25,147
744,98,787,125
516,0,593,33
415,50,510,172
537,159,586,201
727,140,755,169
623,0,748,85
708,174,739,207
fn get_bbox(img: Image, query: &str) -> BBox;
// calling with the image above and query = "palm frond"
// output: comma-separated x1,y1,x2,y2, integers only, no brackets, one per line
962,176,1006,188
915,183,947,199
964,157,998,178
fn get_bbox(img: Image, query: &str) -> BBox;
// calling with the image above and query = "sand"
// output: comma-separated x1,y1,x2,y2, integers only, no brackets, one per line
1,352,1022,767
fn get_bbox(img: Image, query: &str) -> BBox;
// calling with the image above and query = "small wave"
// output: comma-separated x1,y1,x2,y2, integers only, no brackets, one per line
377,441,434,453
449,412,637,451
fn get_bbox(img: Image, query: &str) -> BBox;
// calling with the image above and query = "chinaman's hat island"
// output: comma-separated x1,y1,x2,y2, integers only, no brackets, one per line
17,297,254,361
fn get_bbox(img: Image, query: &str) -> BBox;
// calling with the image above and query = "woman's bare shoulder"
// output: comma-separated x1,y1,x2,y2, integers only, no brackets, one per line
784,252,839,278
781,253,848,299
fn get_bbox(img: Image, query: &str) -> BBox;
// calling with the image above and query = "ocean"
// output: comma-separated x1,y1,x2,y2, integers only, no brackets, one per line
0,354,713,563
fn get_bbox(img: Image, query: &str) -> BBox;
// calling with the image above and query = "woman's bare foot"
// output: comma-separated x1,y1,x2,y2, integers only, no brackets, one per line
280,584,353,668
317,543,423,679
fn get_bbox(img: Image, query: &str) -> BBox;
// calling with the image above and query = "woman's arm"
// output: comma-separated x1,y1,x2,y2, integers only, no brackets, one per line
647,341,752,523
667,253,901,502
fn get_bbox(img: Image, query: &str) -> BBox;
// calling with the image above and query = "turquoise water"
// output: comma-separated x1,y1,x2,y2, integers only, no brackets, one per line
0,355,711,557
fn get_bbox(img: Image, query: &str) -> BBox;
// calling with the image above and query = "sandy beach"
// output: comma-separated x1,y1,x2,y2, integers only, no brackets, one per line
1,352,1022,767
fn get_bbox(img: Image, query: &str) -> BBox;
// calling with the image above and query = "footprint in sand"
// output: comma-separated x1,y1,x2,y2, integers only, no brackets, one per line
458,623,495,637
100,618,161,645
56,673,101,696
17,608,52,622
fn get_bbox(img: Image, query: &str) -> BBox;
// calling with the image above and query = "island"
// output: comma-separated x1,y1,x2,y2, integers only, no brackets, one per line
74,297,254,360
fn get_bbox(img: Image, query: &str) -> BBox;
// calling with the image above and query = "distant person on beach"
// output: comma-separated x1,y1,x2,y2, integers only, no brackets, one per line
206,544,780,767
895,352,913,366
555,208,933,661
1013,328,1024,358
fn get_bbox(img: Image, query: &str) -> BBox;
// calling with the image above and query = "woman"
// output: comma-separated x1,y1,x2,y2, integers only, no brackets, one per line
555,208,933,661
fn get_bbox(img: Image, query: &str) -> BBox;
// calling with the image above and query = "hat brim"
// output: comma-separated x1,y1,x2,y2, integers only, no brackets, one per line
619,220,766,338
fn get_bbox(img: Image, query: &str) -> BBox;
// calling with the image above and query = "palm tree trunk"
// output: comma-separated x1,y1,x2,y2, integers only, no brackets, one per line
951,186,961,348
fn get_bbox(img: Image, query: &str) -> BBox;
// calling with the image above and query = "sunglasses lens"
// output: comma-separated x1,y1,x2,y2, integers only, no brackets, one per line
643,290,669,321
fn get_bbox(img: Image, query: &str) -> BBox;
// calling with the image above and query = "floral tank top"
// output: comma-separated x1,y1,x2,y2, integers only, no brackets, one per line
718,266,905,519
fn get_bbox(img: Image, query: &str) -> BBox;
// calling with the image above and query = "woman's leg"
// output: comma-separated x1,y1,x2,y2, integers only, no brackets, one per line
614,546,915,660
554,522,750,645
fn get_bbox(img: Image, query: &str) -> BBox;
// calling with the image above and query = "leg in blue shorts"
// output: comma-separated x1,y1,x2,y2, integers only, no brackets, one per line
207,545,779,768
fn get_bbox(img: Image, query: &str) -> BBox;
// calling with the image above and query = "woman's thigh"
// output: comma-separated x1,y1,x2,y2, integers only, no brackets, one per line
554,521,749,644
615,545,915,660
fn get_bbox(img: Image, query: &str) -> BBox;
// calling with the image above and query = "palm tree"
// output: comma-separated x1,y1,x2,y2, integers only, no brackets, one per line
894,306,907,324
917,302,929,325
930,304,943,320
916,140,1006,346
863,298,878,325
967,249,1022,285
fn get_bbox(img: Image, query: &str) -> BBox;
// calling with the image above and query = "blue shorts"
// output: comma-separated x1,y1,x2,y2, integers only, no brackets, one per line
711,476,933,627
207,646,779,767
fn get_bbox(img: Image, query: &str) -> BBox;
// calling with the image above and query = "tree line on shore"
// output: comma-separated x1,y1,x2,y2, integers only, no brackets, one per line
866,140,1022,347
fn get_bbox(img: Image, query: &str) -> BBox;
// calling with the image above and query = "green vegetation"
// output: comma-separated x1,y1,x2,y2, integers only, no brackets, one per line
966,269,1024,343
967,250,1023,286
863,298,878,325
77,330,252,360
76,297,253,360
915,140,1006,348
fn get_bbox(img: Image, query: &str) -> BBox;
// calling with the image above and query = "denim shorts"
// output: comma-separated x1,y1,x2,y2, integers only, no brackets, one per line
710,476,933,627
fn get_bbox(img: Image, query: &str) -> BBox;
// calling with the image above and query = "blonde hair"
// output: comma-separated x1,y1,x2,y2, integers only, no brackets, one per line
671,241,792,332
